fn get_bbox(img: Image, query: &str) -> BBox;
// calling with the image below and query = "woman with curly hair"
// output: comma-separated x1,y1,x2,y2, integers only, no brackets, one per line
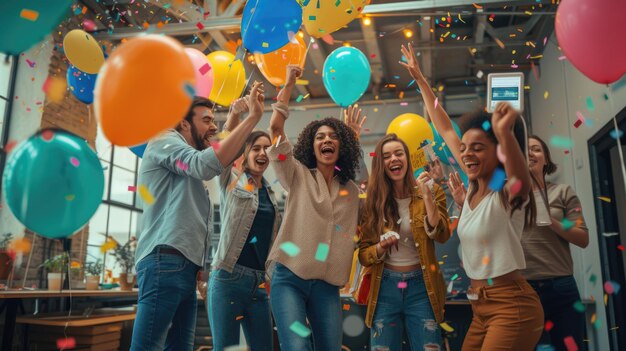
359,134,450,351
267,65,367,350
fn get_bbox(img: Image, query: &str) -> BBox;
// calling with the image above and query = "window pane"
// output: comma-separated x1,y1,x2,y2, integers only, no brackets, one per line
110,166,135,205
102,161,110,201
0,98,6,142
113,146,137,171
107,206,131,244
86,245,105,265
0,54,12,98
88,204,109,247
131,211,142,237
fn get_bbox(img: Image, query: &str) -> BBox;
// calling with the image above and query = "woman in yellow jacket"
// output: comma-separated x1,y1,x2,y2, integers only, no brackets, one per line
359,134,451,351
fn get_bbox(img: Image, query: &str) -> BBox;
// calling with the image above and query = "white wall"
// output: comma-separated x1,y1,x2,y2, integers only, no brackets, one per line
0,36,52,238
528,33,626,351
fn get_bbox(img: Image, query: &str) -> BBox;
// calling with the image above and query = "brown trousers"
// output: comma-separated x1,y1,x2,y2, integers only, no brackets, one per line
462,279,544,351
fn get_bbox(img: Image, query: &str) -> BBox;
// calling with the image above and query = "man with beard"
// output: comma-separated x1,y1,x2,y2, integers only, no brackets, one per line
131,82,266,350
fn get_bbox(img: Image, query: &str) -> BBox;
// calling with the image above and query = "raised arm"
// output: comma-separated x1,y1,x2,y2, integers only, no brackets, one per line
214,81,265,167
399,43,466,174
223,96,249,133
269,65,302,143
491,102,531,204
343,105,369,184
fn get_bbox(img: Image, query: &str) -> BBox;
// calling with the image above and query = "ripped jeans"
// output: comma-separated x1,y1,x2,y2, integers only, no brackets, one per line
371,269,442,351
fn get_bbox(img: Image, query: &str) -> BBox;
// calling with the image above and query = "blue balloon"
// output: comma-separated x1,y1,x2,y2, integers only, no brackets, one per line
2,129,105,238
241,0,302,54
0,0,72,55
323,47,371,107
129,143,147,158
67,65,97,104
430,121,462,165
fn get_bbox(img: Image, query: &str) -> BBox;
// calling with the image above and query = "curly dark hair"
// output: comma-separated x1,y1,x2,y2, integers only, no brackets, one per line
293,117,361,185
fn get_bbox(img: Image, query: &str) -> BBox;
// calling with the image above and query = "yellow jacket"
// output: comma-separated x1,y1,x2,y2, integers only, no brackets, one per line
358,185,450,328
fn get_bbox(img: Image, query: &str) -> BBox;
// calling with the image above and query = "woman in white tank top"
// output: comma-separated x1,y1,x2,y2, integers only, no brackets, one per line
400,43,544,351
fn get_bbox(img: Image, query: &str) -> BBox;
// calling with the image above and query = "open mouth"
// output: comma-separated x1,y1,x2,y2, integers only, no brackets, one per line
320,144,335,157
255,158,268,166
463,159,480,171
388,164,403,175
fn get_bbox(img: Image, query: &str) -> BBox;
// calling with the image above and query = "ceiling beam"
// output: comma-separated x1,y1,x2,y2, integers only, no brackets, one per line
361,0,545,14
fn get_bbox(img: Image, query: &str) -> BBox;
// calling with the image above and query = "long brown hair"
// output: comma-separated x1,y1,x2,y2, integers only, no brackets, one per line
241,131,271,173
361,134,416,241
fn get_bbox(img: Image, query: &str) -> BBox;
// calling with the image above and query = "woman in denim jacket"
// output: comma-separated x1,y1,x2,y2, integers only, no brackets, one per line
208,127,282,351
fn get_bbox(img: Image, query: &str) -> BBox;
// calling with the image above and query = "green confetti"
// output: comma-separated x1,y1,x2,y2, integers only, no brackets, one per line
289,321,311,338
586,96,595,111
573,300,585,313
561,218,575,230
487,278,493,286
593,318,602,330
280,241,301,257
550,135,574,149
315,243,330,262
296,94,304,103
335,224,341,232
308,15,316,20
335,0,341,5
451,274,458,281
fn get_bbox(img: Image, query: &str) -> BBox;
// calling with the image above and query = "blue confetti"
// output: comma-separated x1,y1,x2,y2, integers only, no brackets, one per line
183,83,195,98
393,75,400,79
610,129,624,140
482,121,491,131
488,168,506,191
249,236,258,244
407,79,415,87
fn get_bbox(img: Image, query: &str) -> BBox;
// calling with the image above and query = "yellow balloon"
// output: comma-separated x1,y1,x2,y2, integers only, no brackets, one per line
63,29,105,74
386,113,434,154
207,51,246,107
302,0,370,38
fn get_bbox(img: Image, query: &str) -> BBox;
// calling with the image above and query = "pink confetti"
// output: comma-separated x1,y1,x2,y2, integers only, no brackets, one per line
82,19,97,31
321,34,334,45
312,43,319,50
543,36,547,46
558,56,567,61
210,141,221,151
563,336,578,351
448,156,456,165
511,64,519,68
496,144,506,163
397,281,407,289
56,337,76,349
25,59,36,68
434,97,439,109
604,281,615,294
70,157,80,167
400,102,408,106
128,186,137,192
335,165,342,171
199,63,211,75
510,179,522,196
175,160,188,171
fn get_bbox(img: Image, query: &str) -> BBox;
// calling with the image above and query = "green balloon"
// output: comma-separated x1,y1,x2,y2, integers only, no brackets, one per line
2,129,104,238
0,0,72,55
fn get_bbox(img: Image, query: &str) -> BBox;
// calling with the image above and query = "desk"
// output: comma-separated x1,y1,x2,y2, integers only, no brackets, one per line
0,289,137,351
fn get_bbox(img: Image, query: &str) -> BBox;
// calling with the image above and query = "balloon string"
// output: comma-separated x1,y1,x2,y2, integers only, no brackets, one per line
21,234,36,289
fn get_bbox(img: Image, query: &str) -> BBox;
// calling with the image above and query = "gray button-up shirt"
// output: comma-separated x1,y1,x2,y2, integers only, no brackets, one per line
135,130,224,267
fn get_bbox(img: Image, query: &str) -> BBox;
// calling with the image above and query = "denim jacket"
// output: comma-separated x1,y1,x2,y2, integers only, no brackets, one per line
211,165,282,273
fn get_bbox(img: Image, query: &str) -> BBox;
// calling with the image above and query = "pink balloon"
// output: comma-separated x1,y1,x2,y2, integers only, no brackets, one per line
184,48,214,98
555,0,626,84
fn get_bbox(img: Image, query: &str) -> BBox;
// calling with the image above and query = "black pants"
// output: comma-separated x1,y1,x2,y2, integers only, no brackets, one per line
528,275,587,351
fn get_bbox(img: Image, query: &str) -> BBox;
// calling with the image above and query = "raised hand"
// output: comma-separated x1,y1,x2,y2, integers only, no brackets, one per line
248,81,265,119
230,96,250,115
491,102,519,138
399,43,426,83
448,172,467,207
285,64,303,87
416,171,434,199
343,104,367,139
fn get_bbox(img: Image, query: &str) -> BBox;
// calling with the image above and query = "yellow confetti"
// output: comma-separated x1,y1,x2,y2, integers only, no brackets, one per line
100,239,117,253
296,79,309,85
591,313,596,324
524,10,532,15
262,42,269,48
138,184,154,205
43,77,66,103
604,293,608,306
9,238,32,253
530,55,544,59
440,322,455,332
544,91,549,99
457,13,465,23
20,9,39,21
358,193,367,199
598,196,611,203
216,131,230,140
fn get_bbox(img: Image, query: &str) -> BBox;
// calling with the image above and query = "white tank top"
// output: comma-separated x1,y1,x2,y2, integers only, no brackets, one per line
385,197,420,266
457,190,526,280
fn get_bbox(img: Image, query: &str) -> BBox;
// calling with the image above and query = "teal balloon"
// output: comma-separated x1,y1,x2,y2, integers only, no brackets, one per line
430,121,462,165
0,0,72,55
2,129,104,238
323,47,371,107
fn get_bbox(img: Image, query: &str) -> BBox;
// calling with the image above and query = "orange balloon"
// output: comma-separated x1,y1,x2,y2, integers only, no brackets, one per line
94,35,195,146
254,35,307,87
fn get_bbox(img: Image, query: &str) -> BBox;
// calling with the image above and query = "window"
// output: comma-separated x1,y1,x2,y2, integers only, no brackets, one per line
0,54,17,194
86,132,143,279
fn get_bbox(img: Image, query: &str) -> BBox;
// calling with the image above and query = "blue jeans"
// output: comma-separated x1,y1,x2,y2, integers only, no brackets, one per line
131,248,201,351
371,269,442,351
528,276,586,351
270,262,342,351
208,264,273,351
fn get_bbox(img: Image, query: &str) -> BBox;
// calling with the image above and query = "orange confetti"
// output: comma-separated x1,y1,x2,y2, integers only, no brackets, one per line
449,218,459,231
482,256,490,265
71,261,81,268
42,77,66,103
343,304,351,311
9,238,32,253
339,190,349,196
244,184,254,192
20,9,39,21
235,315,244,321
472,3,483,9
142,22,150,29
258,282,266,289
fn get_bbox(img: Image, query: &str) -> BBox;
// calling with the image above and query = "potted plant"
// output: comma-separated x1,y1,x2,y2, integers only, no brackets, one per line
109,237,136,290
69,260,85,289
84,260,103,290
41,253,69,290
0,233,14,280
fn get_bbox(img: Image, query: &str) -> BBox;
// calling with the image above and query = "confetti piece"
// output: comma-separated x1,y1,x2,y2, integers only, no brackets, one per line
70,157,80,167
280,242,300,257
42,77,66,103
482,120,491,131
472,3,482,9
315,243,330,262
244,184,254,192
488,168,506,191
25,59,36,68
618,244,624,251
558,55,567,61
573,300,585,313
65,194,75,201
183,83,195,98
343,304,350,311
597,196,611,203
487,278,493,286
9,238,32,253
585,96,595,111
290,321,311,338
369,152,376,157
496,144,506,163
451,273,458,281
82,19,97,31
199,63,211,75
309,15,317,20
335,165,341,172
434,97,438,109
262,42,269,48
250,236,257,244
550,135,574,149
56,337,76,349
397,281,407,289
128,186,137,192
573,119,583,128
482,256,490,265
339,190,348,196
604,281,621,294
440,322,455,332
176,160,188,171
196,22,204,30
138,184,154,205
100,239,117,253
544,91,549,99
610,129,624,139
296,79,309,85
235,316,244,321
358,193,367,199
545,320,554,331
278,154,287,161
400,102,408,106
561,218,575,230
20,9,39,21
563,336,578,351
590,274,597,285
296,95,304,103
